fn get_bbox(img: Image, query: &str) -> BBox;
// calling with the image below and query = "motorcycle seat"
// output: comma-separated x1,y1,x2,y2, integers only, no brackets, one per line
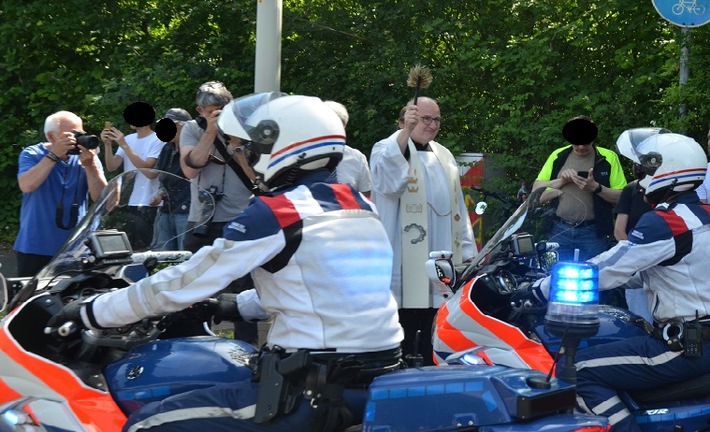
629,373,710,404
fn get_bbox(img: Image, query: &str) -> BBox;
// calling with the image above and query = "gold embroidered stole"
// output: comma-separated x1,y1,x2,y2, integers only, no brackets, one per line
400,139,464,308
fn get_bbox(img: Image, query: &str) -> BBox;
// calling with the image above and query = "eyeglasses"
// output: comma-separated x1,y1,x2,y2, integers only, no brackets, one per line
420,116,442,126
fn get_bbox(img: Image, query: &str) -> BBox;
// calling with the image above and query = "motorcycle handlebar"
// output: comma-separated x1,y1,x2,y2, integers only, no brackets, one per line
58,321,78,337
131,251,192,264
43,321,78,337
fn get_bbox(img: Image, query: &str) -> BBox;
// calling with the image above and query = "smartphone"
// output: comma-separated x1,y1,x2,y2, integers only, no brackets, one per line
577,170,589,178
104,121,113,130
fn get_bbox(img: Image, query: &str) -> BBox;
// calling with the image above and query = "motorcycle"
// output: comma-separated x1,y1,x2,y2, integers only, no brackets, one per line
0,171,609,432
429,187,710,431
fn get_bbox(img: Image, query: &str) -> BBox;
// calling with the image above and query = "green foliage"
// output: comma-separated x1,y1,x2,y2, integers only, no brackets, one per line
2,0,710,244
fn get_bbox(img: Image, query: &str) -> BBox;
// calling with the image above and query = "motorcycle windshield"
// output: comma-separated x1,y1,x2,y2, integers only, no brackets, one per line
35,169,216,280
460,186,586,281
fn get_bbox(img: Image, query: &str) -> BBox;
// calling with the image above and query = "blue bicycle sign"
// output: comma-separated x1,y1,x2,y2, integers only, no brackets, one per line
653,0,710,27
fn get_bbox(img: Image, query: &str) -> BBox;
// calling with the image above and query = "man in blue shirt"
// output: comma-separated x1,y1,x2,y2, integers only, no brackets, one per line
14,111,107,276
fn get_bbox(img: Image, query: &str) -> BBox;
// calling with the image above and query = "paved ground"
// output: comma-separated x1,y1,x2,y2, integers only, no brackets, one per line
0,244,17,278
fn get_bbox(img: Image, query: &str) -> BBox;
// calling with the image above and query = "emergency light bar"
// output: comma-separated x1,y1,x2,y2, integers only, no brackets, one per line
545,261,600,338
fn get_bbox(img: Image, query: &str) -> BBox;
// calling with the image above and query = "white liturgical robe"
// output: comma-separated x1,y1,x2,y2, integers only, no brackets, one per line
371,129,476,308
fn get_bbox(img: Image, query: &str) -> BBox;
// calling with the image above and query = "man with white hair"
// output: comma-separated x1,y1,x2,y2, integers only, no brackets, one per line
324,100,372,197
694,125,710,204
14,111,107,276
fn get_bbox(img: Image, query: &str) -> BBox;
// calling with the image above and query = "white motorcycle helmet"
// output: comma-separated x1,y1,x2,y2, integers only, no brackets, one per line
617,130,706,204
218,92,345,190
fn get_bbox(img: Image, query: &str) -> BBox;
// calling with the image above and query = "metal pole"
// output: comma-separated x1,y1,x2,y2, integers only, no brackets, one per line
254,1,282,346
254,0,283,92
679,27,690,119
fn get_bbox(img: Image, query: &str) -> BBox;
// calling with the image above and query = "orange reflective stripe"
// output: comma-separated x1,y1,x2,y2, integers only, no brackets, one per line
477,350,493,365
0,319,126,431
437,278,555,373
436,303,481,352
0,378,21,400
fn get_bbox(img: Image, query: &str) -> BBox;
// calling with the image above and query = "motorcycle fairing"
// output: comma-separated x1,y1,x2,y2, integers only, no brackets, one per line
433,276,554,373
0,297,126,431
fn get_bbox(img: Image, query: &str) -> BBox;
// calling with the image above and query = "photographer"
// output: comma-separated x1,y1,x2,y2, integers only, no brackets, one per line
149,108,193,251
13,111,107,277
101,101,163,250
179,81,256,249
179,81,258,343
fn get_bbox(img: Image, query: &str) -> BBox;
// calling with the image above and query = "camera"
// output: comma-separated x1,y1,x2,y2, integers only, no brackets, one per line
197,186,224,203
195,115,207,130
192,220,210,238
193,186,223,238
68,131,100,155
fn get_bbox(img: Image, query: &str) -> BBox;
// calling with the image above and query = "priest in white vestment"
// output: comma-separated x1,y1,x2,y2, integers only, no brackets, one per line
370,97,476,365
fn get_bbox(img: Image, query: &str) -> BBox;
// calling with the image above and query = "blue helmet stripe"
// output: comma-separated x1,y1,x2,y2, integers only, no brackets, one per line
267,140,345,170
648,169,705,188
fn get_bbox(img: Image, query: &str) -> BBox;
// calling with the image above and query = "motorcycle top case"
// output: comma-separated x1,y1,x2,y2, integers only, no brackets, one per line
104,336,257,414
362,364,576,431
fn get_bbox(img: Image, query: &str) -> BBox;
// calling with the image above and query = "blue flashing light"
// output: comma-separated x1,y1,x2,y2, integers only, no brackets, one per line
549,262,599,305
546,261,600,331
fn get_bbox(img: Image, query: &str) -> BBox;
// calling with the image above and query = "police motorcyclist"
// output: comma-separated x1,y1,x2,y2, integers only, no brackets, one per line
47,93,404,432
528,131,710,432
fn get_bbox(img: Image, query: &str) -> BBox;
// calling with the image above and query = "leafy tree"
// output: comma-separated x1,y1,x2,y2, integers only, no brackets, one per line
1,0,710,246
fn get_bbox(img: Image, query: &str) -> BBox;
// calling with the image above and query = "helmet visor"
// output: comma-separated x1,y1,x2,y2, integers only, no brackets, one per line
615,127,670,164
218,92,287,142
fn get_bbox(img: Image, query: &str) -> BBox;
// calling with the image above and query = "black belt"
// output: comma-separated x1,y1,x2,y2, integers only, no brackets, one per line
309,347,403,387
252,347,403,425
555,216,595,228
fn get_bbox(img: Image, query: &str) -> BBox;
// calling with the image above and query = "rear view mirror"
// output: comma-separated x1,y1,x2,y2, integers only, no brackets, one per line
0,271,7,313
426,251,457,297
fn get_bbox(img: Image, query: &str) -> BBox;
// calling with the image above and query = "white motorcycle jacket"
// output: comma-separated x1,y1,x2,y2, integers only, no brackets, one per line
86,171,404,353
589,192,710,323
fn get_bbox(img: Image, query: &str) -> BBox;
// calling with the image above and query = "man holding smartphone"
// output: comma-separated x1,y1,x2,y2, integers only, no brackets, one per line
531,115,627,263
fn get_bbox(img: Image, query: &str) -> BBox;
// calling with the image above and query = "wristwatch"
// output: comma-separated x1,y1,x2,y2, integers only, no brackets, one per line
594,183,603,194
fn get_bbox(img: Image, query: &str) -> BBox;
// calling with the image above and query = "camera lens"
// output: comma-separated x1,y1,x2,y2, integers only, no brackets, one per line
76,133,100,150
71,131,100,152
197,190,211,204
192,223,210,238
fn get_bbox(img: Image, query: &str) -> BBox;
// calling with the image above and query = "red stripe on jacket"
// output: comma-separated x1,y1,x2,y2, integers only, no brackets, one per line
332,184,361,209
656,210,690,236
262,194,301,228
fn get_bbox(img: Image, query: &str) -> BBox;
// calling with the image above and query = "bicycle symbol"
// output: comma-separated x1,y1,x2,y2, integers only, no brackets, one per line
672,0,706,15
